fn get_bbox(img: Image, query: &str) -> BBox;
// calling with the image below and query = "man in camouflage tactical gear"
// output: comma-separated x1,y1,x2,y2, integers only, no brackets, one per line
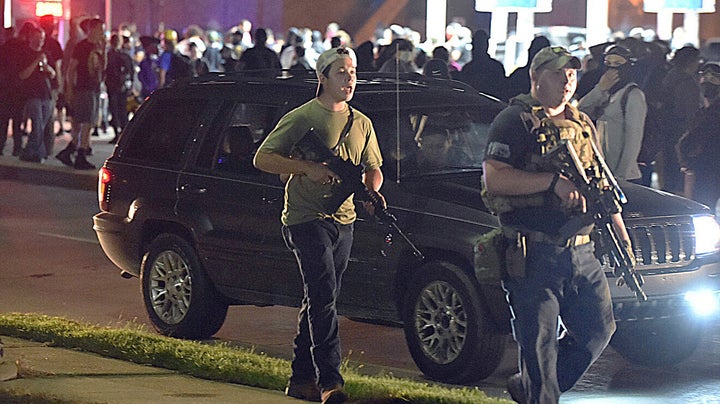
482,46,633,404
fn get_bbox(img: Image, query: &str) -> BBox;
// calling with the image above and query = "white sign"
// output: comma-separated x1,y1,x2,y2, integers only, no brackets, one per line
475,0,552,13
644,0,715,12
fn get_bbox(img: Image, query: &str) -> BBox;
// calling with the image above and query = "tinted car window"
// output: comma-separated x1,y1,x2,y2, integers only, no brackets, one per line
121,98,204,165
371,106,492,180
196,102,276,173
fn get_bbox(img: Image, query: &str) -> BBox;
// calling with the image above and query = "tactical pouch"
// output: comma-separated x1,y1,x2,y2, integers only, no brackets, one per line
504,232,527,279
474,228,507,282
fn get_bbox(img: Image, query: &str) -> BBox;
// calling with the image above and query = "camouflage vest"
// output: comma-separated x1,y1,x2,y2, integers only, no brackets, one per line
482,94,599,214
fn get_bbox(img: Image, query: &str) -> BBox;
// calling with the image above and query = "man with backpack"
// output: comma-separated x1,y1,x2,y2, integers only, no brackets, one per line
579,45,647,181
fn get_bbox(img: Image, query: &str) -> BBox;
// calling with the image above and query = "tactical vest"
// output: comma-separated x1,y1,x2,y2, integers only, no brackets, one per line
482,94,599,215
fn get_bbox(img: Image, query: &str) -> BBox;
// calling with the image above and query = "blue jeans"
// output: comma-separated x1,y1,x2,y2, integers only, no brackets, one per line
24,98,53,159
282,218,353,390
502,241,616,404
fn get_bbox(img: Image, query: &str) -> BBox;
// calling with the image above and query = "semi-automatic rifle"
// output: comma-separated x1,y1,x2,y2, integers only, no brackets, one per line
542,139,647,301
292,128,424,260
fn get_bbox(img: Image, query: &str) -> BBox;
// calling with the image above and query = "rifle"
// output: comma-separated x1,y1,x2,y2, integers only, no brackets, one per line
291,128,425,260
542,140,647,302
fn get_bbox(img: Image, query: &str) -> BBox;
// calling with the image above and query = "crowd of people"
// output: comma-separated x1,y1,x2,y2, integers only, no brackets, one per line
2,15,716,205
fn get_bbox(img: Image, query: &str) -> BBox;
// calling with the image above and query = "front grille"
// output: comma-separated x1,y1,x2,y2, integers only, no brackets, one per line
601,216,695,273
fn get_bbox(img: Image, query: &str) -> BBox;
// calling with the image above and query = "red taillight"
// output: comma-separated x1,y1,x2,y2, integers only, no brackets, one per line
98,167,112,211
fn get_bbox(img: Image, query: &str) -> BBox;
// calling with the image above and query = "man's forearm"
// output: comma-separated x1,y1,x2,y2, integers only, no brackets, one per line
483,159,555,196
253,150,308,175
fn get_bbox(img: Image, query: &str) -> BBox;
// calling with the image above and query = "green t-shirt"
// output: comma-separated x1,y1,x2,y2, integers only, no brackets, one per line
257,99,383,226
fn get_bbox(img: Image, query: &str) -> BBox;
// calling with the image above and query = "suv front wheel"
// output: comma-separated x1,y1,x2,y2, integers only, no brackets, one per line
141,233,229,339
402,261,507,383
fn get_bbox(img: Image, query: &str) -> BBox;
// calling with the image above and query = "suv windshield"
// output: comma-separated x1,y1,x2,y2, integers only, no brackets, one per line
370,106,491,180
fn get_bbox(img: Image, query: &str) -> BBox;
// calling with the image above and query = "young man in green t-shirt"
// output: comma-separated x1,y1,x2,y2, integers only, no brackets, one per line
254,47,384,404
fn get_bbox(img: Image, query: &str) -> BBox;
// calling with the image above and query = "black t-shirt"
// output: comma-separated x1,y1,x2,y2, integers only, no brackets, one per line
72,39,102,92
484,101,574,235
17,46,51,101
105,48,133,93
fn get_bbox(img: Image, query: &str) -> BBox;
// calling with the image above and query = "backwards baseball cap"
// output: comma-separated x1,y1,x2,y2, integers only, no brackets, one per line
315,47,357,96
530,46,582,73
316,47,357,77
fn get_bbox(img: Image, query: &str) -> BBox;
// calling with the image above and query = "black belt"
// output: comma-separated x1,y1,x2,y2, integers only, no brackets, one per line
502,227,591,248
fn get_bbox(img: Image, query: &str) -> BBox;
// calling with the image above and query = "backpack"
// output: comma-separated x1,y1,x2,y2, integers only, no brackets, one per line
167,52,194,83
620,83,665,163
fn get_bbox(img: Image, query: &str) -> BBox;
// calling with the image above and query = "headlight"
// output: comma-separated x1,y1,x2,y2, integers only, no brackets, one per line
693,215,720,255
684,290,719,317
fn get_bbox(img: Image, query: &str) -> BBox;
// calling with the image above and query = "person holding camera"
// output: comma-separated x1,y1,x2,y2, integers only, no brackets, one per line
17,23,56,162
482,46,633,403
254,47,384,404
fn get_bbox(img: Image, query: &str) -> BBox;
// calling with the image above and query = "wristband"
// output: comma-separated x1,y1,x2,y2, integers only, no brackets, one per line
548,173,560,192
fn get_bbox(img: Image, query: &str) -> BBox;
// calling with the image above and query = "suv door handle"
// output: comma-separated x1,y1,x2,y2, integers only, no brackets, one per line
180,184,208,194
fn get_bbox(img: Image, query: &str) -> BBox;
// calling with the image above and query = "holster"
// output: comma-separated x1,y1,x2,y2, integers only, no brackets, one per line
504,232,527,279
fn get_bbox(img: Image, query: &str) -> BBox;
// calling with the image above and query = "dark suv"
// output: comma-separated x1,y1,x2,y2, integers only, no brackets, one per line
93,71,720,384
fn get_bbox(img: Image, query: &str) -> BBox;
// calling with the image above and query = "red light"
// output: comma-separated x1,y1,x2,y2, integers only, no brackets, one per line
98,167,112,211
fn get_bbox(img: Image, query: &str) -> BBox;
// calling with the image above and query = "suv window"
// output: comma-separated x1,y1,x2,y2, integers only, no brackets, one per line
121,98,204,165
196,101,276,173
371,106,492,180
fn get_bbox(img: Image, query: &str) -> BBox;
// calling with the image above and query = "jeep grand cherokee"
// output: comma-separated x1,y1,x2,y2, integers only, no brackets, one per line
93,71,720,384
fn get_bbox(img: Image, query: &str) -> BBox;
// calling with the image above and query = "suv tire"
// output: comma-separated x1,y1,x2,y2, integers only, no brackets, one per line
141,233,228,339
402,261,506,383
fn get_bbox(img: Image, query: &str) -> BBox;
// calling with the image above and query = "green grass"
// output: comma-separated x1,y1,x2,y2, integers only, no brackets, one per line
0,313,511,404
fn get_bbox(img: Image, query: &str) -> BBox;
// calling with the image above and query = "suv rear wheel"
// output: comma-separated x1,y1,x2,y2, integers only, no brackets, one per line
141,233,228,339
402,261,506,383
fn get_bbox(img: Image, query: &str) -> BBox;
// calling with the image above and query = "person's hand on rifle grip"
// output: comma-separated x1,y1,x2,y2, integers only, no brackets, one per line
552,174,587,213
304,161,341,185
362,190,386,218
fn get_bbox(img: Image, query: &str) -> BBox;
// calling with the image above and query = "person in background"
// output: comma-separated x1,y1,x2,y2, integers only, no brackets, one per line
378,38,417,73
17,23,56,162
354,40,376,72
137,35,160,99
254,47,384,404
676,62,720,210
38,14,63,156
237,28,281,77
579,45,646,181
0,25,25,156
656,45,702,194
506,35,550,99
105,33,134,143
203,30,225,72
457,29,507,101
483,46,631,403
422,58,450,79
55,17,106,170
158,29,193,87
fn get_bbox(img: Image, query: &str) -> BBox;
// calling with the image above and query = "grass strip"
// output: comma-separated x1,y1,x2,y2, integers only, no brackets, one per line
0,313,510,404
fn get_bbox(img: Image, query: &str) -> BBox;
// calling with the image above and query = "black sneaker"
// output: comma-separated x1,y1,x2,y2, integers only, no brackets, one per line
19,153,41,163
507,373,526,404
55,148,74,167
285,380,321,402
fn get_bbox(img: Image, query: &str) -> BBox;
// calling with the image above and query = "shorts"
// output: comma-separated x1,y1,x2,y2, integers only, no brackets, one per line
70,90,99,124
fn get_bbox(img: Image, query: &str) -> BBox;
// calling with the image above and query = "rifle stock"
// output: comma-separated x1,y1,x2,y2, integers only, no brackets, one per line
543,141,647,301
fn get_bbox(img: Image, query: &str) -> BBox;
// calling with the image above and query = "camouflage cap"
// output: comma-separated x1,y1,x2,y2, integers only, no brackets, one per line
530,46,582,73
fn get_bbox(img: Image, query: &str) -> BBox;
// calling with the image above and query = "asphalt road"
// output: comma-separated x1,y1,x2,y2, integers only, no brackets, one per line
1,181,719,403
